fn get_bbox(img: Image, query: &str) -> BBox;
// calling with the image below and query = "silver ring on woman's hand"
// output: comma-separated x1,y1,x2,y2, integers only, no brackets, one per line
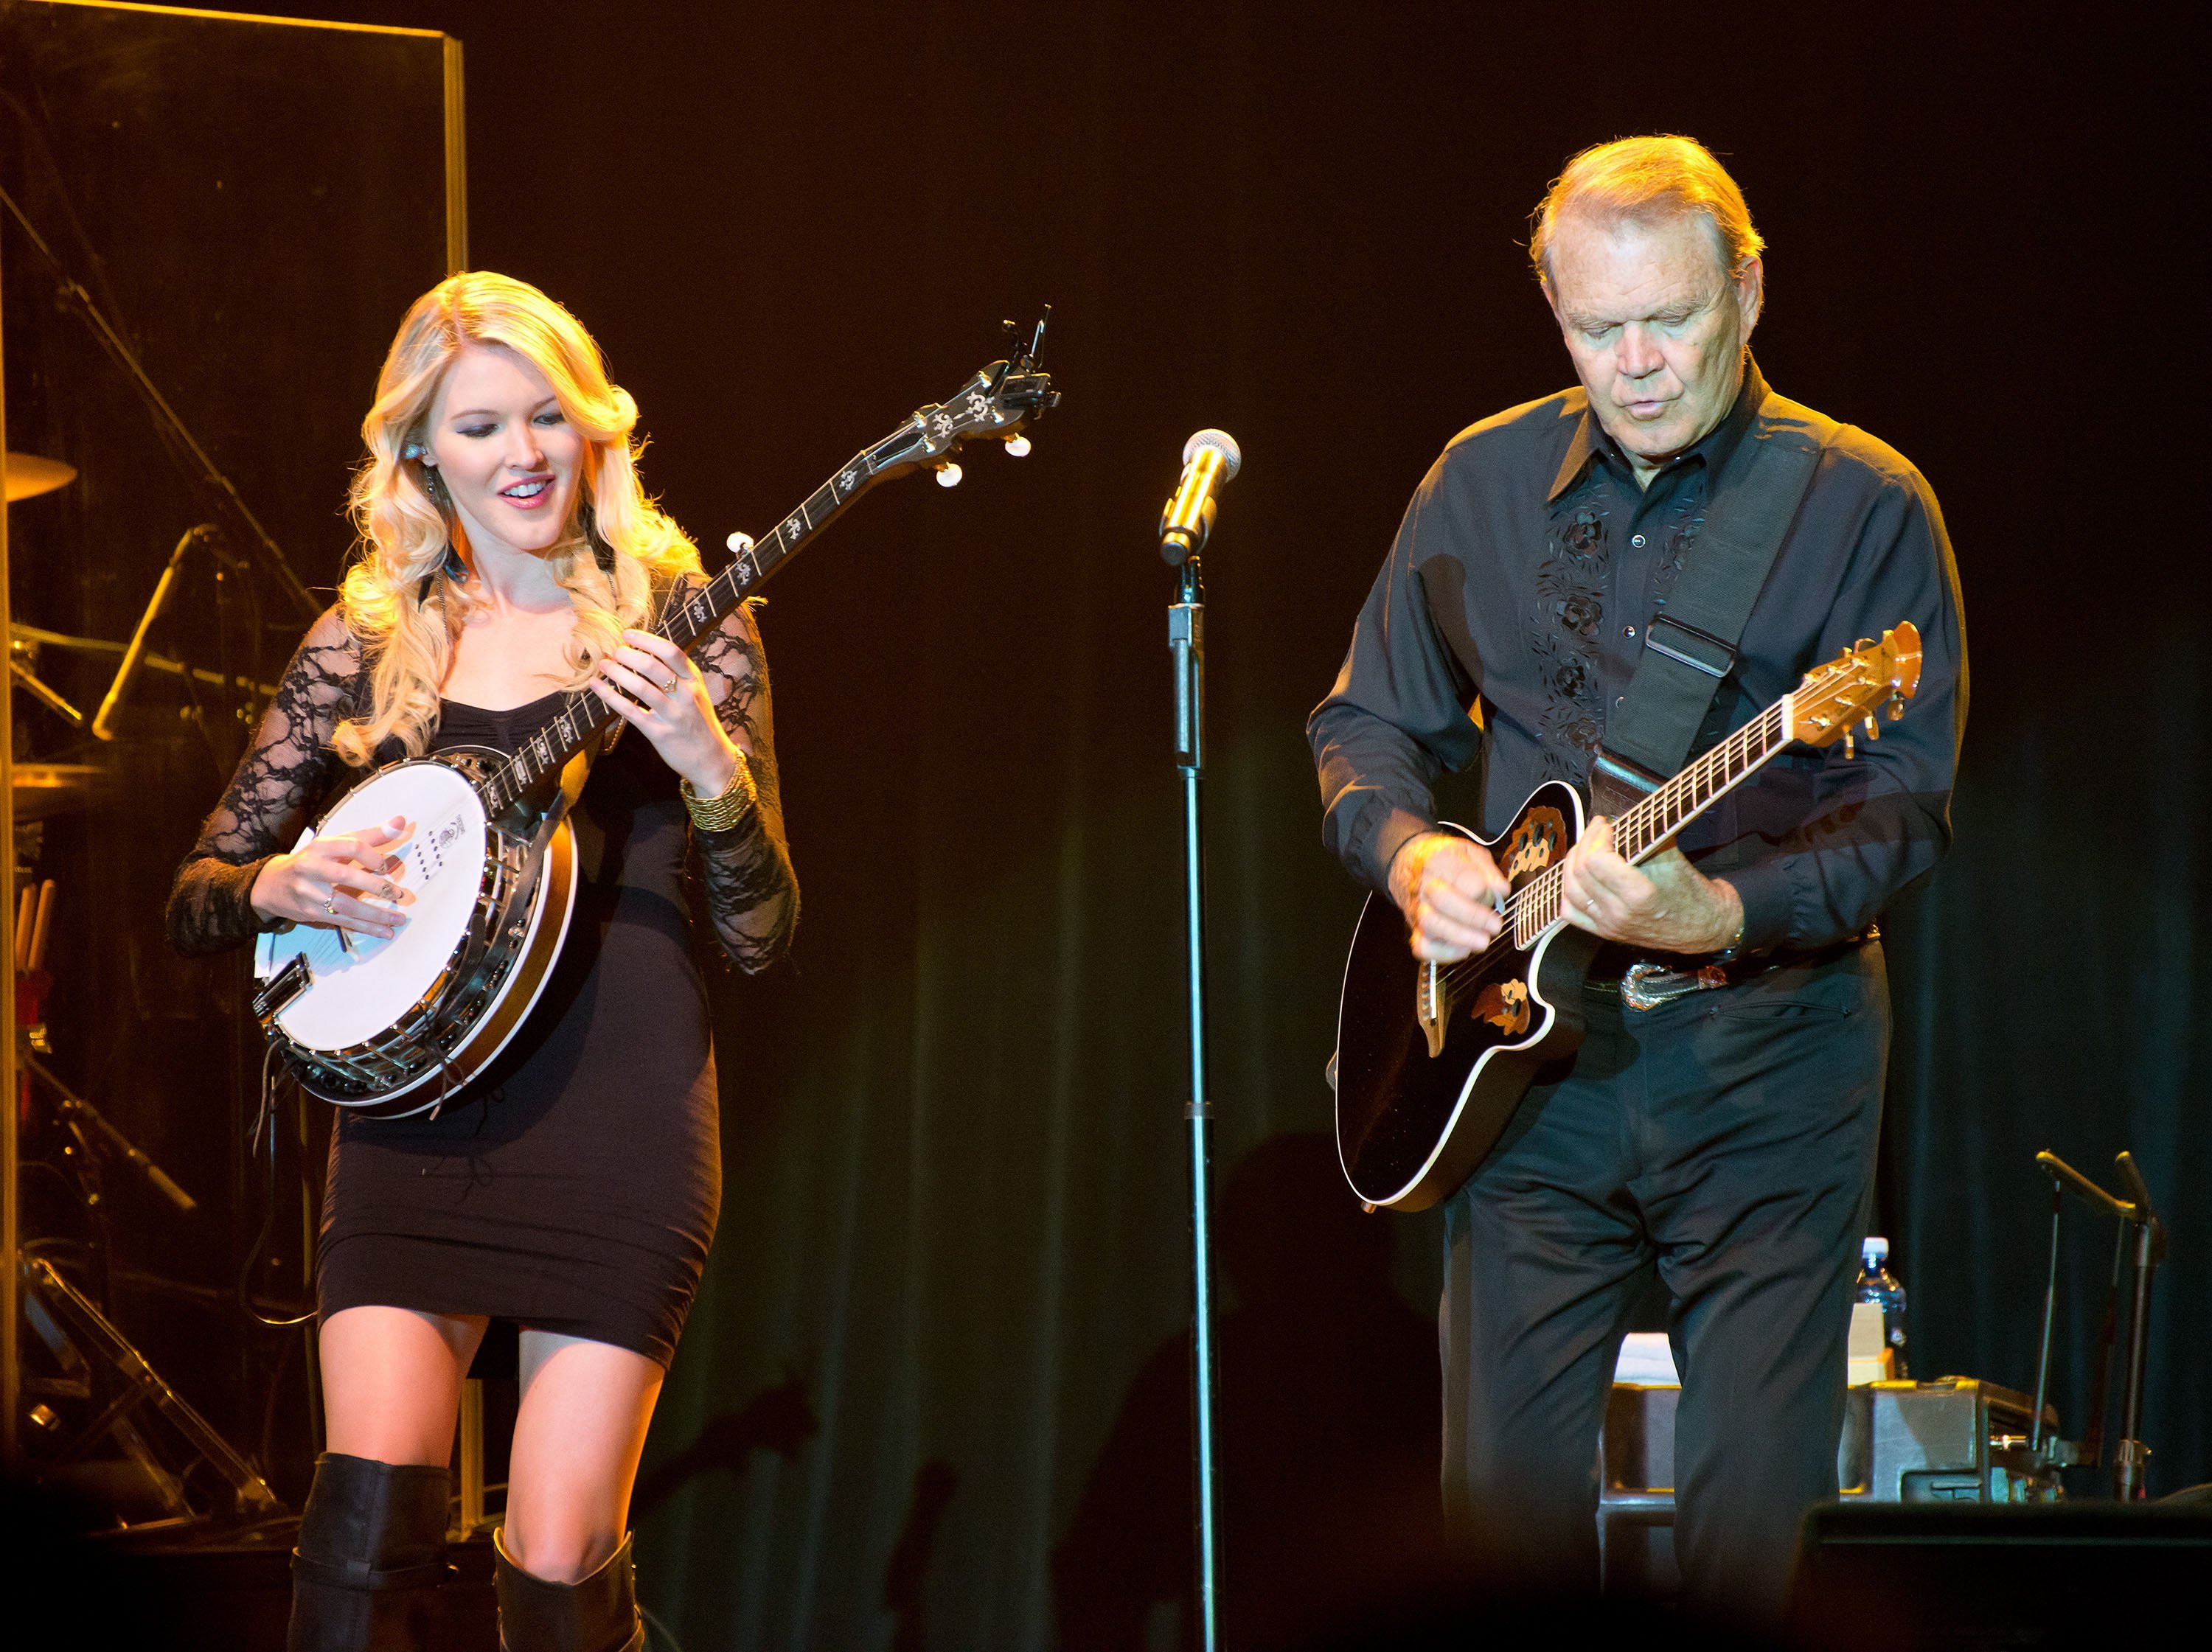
662,675,678,693
324,897,338,917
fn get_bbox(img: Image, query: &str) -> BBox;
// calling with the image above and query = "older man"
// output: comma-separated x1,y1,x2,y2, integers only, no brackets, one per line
1309,136,1966,1617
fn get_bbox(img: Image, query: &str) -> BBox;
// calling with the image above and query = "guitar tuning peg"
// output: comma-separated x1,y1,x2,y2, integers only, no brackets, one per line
1863,714,1879,742
1004,434,1032,458
1886,697,1905,722
934,462,963,488
1843,729,1856,759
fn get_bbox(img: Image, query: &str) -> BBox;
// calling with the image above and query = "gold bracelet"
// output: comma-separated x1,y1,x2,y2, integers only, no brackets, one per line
681,750,759,832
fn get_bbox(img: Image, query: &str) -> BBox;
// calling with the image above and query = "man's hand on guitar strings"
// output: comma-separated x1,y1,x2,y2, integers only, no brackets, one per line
1559,816,1744,955
1389,832,1512,963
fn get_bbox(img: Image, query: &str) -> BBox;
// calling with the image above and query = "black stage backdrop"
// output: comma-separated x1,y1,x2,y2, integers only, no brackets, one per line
90,4,2212,1645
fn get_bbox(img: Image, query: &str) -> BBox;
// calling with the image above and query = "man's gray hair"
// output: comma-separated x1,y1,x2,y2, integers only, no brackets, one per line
1528,135,1764,286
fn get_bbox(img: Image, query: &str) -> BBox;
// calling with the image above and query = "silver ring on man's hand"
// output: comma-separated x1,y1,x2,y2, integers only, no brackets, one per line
324,898,338,917
1585,899,1598,916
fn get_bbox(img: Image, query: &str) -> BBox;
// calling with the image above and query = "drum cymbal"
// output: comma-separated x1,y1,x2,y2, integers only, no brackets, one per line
5,453,78,504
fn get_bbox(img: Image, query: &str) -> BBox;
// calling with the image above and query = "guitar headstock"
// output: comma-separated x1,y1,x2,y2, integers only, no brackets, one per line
869,308,1061,486
1785,621,1923,758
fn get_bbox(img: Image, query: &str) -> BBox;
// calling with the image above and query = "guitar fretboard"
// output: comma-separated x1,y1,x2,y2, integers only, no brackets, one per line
1508,698,1792,948
474,431,915,818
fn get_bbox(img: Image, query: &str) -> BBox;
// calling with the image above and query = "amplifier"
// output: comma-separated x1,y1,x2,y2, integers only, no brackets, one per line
1596,1376,2063,1595
1837,1378,2059,1504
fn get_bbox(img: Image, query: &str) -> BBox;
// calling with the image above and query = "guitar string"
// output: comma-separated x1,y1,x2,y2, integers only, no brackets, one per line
1433,700,1792,997
1427,660,1885,998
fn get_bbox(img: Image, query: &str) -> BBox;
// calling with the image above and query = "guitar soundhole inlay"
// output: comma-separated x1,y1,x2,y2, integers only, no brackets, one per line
1473,979,1531,1036
1503,807,1567,881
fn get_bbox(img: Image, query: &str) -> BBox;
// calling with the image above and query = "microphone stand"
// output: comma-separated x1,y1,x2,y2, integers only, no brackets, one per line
2028,1149,2168,1496
2110,1152,2166,1499
1167,547,1221,1651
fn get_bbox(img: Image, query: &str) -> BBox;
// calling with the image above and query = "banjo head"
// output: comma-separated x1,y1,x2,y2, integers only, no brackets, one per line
254,760,490,1053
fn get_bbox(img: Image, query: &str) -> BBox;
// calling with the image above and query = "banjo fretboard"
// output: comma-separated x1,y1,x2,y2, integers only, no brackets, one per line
473,422,931,819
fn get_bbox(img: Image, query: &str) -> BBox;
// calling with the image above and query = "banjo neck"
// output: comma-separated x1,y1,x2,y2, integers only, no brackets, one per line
469,515,788,822
473,332,1057,821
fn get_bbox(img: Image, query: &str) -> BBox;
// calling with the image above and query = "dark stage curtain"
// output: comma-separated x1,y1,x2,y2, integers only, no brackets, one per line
147,4,2212,1645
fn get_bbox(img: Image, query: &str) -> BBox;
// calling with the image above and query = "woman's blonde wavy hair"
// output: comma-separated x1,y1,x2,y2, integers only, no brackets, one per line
334,271,701,767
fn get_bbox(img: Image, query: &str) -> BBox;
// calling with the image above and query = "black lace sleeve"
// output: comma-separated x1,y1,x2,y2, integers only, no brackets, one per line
686,580,799,972
165,607,364,957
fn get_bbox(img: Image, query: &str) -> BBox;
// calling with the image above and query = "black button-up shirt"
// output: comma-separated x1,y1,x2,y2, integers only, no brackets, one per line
1308,360,1967,956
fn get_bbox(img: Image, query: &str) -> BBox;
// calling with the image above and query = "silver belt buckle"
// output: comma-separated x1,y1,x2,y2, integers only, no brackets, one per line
1620,959,1731,1012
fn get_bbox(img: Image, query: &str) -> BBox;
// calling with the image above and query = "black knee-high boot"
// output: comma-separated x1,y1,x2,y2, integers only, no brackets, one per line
493,1527,644,1652
288,1451,454,1651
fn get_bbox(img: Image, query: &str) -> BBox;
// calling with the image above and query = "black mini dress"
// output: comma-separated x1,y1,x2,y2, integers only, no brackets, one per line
167,592,794,1367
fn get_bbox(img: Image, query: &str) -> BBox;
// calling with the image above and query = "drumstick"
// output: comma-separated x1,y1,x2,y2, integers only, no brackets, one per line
13,884,32,975
29,879,57,974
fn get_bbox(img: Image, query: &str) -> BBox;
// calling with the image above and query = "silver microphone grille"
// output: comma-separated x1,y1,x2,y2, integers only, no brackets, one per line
1182,428,1242,479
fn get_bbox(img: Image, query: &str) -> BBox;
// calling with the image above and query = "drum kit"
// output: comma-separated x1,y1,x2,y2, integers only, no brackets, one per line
8,445,285,1529
7,450,271,815
7,450,106,821
8,450,97,801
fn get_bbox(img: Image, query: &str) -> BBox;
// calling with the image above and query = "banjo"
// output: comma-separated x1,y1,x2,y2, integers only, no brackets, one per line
252,318,1060,1115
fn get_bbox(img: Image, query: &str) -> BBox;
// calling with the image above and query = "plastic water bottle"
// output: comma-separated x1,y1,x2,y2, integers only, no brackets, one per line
1854,1237,1910,1379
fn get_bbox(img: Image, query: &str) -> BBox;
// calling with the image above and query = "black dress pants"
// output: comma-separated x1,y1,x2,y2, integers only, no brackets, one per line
1440,941,1888,1623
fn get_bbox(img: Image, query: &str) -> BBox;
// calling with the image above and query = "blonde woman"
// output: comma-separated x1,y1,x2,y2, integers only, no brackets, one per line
168,271,797,1651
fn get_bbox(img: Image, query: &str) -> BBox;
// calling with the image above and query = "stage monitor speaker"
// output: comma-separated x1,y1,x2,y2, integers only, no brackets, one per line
1787,1502,2209,1652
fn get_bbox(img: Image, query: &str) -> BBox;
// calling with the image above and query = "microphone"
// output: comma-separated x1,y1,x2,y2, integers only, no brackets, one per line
1159,429,1242,564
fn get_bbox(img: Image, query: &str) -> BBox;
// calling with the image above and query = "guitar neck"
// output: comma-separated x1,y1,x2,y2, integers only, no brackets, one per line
475,425,925,818
1512,694,1797,946
1613,699,1792,867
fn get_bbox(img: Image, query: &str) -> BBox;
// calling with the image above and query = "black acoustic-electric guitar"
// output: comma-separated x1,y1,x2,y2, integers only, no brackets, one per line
1333,622,1923,1213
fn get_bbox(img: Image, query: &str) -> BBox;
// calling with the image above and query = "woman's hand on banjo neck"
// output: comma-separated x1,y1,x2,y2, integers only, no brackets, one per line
590,628,746,795
251,815,411,941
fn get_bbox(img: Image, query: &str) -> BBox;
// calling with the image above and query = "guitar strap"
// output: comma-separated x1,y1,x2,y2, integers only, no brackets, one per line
1588,386,1841,817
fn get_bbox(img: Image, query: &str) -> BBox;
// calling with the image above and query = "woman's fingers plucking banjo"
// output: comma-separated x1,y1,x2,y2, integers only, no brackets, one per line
251,815,414,939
